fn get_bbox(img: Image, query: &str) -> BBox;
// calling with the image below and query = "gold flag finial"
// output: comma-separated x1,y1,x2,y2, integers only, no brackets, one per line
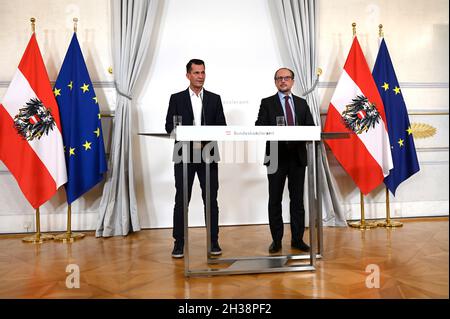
73,18,78,33
30,17,36,33
352,22,356,36
316,68,322,76
379,24,384,38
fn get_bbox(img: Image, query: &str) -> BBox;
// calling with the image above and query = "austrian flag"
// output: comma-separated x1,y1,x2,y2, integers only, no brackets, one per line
324,37,393,194
0,34,67,208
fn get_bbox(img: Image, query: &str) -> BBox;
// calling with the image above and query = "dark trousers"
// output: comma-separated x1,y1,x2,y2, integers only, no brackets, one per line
173,162,219,244
267,155,306,244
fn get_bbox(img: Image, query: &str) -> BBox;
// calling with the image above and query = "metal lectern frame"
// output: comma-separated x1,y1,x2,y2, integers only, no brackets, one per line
139,130,346,277
180,140,320,277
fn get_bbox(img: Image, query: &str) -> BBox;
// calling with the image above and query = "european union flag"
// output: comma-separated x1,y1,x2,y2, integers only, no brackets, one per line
372,39,420,195
54,33,107,204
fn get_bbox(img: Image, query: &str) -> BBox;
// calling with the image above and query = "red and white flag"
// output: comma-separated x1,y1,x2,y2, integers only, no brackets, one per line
0,34,67,208
324,37,393,194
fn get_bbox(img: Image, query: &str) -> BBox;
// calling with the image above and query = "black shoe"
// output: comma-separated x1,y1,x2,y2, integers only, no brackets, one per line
291,240,310,252
268,241,282,253
211,241,222,256
171,241,184,258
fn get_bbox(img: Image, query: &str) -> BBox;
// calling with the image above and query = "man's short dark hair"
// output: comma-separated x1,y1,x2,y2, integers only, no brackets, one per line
274,68,295,80
186,59,205,73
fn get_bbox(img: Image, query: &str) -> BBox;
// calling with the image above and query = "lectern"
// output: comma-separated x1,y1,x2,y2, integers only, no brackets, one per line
140,126,337,277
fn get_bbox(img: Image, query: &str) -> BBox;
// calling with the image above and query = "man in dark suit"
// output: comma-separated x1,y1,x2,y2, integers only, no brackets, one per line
255,67,315,254
165,59,227,258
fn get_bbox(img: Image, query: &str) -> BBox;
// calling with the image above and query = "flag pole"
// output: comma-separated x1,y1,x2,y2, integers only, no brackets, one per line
22,207,55,243
73,17,78,33
349,192,377,229
22,18,55,244
54,18,85,243
55,203,85,242
378,188,403,227
346,22,376,230
376,25,403,229
379,24,384,38
30,17,35,33
377,24,384,47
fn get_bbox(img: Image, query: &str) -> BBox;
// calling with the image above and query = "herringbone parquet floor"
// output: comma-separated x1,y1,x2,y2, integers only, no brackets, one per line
0,217,448,298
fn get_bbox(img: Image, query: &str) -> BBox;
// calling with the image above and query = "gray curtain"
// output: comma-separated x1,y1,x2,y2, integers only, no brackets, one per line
96,0,159,237
274,0,346,226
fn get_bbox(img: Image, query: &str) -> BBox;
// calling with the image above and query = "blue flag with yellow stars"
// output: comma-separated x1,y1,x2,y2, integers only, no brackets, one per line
372,38,420,195
54,33,107,204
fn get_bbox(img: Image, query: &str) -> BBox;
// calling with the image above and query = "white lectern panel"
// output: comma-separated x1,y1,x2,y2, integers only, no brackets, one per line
176,125,321,141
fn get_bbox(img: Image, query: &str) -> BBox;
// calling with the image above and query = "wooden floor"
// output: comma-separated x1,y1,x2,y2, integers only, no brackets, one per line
0,217,448,299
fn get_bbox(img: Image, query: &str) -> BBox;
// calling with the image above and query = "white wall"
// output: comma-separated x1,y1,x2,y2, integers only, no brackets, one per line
0,0,448,233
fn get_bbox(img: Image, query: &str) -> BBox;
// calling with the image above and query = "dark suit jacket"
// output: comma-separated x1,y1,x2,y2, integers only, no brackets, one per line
165,88,227,162
255,93,315,166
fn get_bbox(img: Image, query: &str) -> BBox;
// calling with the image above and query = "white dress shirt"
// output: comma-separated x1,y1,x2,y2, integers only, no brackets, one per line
189,88,203,150
189,88,203,126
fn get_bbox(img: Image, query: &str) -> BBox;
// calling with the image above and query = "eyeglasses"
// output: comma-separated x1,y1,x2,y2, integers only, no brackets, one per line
275,76,293,82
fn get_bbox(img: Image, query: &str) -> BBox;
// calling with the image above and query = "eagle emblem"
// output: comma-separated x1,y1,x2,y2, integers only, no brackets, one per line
341,95,381,134
13,98,56,141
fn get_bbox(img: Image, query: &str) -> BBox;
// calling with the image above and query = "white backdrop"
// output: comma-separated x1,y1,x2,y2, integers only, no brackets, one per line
0,0,448,233
133,0,293,229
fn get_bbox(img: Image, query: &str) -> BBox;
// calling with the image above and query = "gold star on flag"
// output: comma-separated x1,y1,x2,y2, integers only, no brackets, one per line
93,96,98,104
393,86,401,95
68,81,73,90
69,147,76,156
94,128,100,137
98,113,101,119
80,83,90,93
53,88,61,97
382,82,389,91
407,127,413,135
83,141,92,150
398,138,404,147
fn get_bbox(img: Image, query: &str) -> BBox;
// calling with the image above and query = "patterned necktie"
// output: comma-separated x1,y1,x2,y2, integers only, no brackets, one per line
284,96,294,126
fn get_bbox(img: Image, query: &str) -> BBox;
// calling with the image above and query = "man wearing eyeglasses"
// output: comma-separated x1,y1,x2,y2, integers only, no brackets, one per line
255,68,315,254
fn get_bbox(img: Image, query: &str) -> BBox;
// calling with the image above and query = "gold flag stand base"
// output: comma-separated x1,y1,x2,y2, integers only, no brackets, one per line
381,188,403,228
348,221,378,229
349,192,378,229
377,220,403,228
22,233,54,244
54,204,85,243
23,208,53,243
54,232,85,243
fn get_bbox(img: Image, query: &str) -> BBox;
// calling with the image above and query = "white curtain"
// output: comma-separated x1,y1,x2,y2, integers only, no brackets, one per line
274,0,346,226
96,0,160,236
